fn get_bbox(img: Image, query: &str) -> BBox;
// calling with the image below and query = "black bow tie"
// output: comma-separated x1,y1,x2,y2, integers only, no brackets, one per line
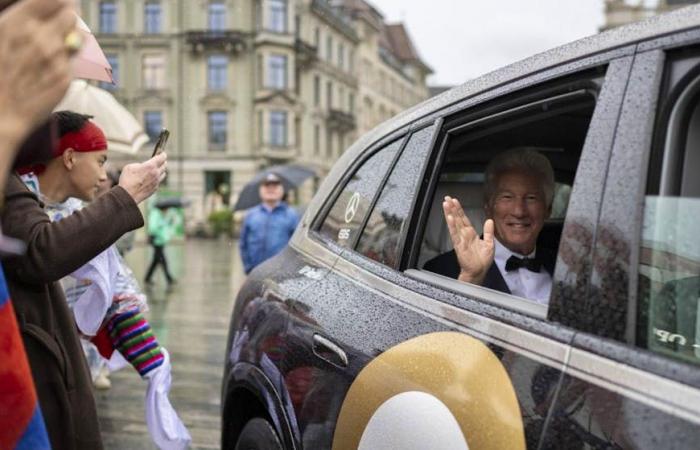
505,255,541,273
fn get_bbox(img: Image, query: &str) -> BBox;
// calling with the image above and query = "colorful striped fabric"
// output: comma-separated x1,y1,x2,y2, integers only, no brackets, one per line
0,266,50,450
107,309,164,377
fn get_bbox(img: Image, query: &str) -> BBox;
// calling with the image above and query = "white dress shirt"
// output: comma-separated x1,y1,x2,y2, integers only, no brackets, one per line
493,239,552,305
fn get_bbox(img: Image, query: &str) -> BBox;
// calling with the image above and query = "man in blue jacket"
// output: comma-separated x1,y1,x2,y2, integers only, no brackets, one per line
239,173,299,274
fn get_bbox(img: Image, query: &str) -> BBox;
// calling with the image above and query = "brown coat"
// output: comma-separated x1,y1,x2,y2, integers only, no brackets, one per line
1,174,144,450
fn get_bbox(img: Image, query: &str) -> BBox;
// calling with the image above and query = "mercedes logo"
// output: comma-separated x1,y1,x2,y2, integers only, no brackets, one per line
345,192,361,223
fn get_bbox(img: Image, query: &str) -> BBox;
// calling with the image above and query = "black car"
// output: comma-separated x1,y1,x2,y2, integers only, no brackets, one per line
223,6,700,449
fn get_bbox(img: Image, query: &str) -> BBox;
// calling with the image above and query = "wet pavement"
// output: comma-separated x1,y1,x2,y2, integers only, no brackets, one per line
96,238,245,450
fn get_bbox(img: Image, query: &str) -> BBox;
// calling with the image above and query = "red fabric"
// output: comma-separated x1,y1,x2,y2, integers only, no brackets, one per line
91,326,114,359
0,300,37,449
56,120,107,156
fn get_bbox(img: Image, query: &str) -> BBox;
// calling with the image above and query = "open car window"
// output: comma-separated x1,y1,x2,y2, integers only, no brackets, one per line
416,83,599,309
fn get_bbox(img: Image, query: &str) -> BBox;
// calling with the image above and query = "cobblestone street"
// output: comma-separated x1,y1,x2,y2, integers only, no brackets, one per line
96,239,244,450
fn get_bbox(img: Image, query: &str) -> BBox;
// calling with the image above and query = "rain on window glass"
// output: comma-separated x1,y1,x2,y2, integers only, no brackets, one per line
318,139,403,248
356,125,436,268
638,73,700,367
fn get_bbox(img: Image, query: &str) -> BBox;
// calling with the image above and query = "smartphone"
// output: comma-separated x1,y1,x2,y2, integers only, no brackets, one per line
151,129,170,157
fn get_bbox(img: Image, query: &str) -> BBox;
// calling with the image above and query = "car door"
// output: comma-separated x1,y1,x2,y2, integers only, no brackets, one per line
223,231,340,450
284,49,634,449
278,127,428,449
541,33,700,449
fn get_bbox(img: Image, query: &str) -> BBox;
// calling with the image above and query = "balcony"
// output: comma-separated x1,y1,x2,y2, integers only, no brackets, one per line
185,30,247,55
295,38,317,69
326,109,356,132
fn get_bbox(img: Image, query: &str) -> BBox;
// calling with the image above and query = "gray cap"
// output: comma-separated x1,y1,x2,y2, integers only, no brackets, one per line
261,173,282,185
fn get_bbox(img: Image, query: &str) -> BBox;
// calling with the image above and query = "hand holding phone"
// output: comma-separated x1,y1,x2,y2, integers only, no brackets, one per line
151,129,170,157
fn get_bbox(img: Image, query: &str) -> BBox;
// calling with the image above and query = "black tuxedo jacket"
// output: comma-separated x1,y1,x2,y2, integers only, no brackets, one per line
423,247,557,294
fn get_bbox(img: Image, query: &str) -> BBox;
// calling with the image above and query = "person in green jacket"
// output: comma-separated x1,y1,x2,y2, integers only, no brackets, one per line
145,205,177,285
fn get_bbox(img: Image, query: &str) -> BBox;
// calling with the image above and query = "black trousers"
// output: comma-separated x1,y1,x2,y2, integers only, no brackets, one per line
145,244,173,283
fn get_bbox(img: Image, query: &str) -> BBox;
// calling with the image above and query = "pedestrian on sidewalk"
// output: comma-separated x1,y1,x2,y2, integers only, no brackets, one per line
145,204,178,286
239,173,299,274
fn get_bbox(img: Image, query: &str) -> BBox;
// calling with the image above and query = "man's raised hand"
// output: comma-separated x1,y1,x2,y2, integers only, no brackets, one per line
442,196,495,285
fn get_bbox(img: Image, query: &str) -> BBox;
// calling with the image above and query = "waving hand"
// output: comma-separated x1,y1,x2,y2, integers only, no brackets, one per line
443,196,495,285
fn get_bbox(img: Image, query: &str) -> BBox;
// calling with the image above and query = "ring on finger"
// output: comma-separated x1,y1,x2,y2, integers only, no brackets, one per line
64,30,83,54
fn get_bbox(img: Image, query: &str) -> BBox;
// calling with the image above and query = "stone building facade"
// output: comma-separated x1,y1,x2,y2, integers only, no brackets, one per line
602,0,699,31
77,0,431,229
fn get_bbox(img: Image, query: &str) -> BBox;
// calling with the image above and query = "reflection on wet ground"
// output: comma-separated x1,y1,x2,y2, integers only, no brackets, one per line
96,239,245,450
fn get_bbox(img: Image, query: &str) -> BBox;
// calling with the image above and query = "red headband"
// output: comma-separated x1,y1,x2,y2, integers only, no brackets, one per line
56,120,108,157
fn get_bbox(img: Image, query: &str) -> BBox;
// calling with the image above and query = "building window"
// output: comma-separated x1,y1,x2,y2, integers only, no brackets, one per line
257,110,263,145
269,0,287,33
313,75,320,106
208,0,226,31
326,35,332,62
208,111,227,149
144,1,161,34
208,55,228,91
349,92,355,113
99,54,119,90
314,124,320,155
99,1,117,33
338,43,344,69
269,110,287,147
326,128,332,157
326,81,333,110
267,54,287,89
143,111,163,142
142,54,166,89
314,27,320,52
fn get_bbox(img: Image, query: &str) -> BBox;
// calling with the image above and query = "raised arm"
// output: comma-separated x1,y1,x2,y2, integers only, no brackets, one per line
2,174,143,284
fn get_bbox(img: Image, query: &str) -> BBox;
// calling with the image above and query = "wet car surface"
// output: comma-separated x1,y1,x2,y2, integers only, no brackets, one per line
223,6,700,449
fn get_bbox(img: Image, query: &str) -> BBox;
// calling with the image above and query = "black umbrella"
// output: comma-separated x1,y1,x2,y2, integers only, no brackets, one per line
154,197,191,208
233,164,316,211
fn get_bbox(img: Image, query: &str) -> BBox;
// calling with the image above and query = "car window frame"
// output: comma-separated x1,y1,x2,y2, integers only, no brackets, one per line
352,120,443,268
626,44,700,377
302,45,635,339
401,71,608,320
310,128,409,252
578,39,700,390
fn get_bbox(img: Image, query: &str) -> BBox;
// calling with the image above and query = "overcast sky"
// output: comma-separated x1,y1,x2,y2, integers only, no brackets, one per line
372,0,614,86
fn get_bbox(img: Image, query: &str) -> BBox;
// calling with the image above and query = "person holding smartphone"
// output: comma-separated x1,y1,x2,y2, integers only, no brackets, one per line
2,108,168,450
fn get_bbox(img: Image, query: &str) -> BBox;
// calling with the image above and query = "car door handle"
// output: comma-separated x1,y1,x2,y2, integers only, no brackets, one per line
312,334,348,368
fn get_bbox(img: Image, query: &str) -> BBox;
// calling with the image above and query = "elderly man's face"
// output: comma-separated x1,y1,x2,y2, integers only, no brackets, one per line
485,169,550,255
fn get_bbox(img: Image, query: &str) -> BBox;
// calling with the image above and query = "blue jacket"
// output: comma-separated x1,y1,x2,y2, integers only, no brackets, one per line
239,202,299,274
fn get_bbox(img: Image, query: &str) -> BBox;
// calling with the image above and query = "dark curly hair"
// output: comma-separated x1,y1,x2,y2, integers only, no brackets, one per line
52,111,95,137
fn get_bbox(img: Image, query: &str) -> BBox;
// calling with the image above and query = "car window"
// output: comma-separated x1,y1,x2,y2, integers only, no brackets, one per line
637,70,700,366
416,81,601,309
418,90,597,272
356,124,436,268
318,139,403,248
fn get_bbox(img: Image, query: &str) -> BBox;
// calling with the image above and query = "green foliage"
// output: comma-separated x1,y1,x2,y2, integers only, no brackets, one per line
208,209,233,237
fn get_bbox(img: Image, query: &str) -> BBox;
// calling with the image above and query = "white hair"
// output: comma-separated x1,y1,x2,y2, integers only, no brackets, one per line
483,148,555,207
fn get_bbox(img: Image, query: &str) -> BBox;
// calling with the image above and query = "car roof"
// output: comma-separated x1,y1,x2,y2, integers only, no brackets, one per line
298,4,700,234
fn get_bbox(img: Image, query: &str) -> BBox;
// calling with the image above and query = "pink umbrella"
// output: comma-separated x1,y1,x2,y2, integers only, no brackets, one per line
72,15,113,84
